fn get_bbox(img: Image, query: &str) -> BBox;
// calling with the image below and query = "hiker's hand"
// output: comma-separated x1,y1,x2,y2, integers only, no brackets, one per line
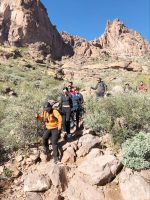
35,113,39,118
58,127,61,131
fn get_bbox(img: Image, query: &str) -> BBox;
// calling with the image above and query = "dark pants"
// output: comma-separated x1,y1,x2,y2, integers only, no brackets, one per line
76,109,80,128
72,108,80,128
96,92,105,97
43,128,60,159
62,107,71,134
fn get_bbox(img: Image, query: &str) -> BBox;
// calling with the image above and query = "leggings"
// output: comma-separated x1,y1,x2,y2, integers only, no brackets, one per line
62,107,71,134
43,128,60,159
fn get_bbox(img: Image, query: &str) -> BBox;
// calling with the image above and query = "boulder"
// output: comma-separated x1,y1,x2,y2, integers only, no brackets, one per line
78,155,121,185
86,148,103,160
24,172,50,192
77,134,100,157
26,192,43,200
61,146,76,164
103,183,122,200
119,169,150,200
45,192,62,200
66,176,105,200
47,164,61,187
111,85,124,95
46,163,69,191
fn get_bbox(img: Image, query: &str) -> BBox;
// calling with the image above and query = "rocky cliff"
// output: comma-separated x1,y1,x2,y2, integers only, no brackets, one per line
61,19,150,61
0,1,149,61
0,0,73,59
98,19,150,58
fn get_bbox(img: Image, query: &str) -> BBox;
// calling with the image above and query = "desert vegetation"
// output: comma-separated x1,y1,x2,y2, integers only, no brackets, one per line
84,93,150,169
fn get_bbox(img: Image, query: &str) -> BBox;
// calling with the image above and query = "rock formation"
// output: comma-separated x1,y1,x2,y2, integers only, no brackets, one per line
98,18,150,58
1,131,150,200
61,19,150,61
0,0,73,59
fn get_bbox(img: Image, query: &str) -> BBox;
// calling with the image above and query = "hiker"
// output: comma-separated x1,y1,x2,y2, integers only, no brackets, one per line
91,78,107,97
123,83,134,93
69,86,77,95
71,88,84,130
36,102,62,164
60,87,73,139
68,81,74,89
137,81,148,93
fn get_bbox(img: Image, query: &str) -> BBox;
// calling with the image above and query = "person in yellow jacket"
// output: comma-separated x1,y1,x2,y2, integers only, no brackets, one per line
36,102,62,163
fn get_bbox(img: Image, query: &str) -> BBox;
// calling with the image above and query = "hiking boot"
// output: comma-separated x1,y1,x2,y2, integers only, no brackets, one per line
67,134,72,140
61,132,67,141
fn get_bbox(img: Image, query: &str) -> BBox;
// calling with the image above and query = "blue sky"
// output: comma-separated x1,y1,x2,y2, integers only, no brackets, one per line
41,0,150,41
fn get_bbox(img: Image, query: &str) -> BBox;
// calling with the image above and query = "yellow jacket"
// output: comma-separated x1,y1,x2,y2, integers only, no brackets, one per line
38,110,62,130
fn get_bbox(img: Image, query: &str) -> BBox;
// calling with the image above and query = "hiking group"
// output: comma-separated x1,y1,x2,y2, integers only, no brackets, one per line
36,82,84,164
36,78,148,164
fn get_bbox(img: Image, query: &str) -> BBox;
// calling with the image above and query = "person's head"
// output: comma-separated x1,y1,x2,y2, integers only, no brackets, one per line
63,87,69,94
97,78,102,82
69,81,73,86
72,87,76,92
43,102,53,113
68,85,71,91
140,81,144,85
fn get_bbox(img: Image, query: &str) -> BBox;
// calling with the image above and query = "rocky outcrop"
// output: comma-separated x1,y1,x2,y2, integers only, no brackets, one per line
119,169,150,200
66,176,105,200
61,19,150,62
1,129,150,200
61,32,106,60
78,153,121,185
77,134,100,157
24,172,50,192
26,192,43,200
98,19,150,58
0,0,73,59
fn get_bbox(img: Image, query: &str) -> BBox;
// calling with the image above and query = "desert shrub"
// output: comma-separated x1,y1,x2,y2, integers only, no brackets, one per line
0,68,62,150
0,99,8,122
84,94,150,145
0,83,62,150
122,132,150,170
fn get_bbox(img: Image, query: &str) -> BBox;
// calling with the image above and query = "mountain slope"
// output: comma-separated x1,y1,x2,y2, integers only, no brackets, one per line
0,0,73,59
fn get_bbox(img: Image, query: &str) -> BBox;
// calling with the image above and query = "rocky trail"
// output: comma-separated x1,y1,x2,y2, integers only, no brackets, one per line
0,0,150,200
0,125,150,200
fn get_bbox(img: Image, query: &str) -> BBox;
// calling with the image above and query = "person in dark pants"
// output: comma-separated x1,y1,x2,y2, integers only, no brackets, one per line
36,102,62,164
91,78,107,97
60,87,73,139
71,88,84,130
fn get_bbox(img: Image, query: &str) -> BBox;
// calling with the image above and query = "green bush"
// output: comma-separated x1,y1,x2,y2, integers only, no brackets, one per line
122,132,150,170
0,85,61,150
3,167,13,178
84,94,150,145
0,63,63,150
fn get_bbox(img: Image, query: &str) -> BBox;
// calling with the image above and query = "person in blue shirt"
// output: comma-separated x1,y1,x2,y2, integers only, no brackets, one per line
71,88,84,130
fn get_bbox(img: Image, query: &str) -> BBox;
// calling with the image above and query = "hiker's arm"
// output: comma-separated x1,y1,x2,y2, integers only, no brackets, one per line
59,96,63,109
53,110,62,130
91,83,98,90
104,83,108,91
80,94,84,104
69,95,73,108
36,112,44,121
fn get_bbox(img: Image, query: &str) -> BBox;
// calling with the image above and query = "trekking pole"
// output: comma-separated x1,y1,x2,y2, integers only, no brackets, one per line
35,103,41,150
